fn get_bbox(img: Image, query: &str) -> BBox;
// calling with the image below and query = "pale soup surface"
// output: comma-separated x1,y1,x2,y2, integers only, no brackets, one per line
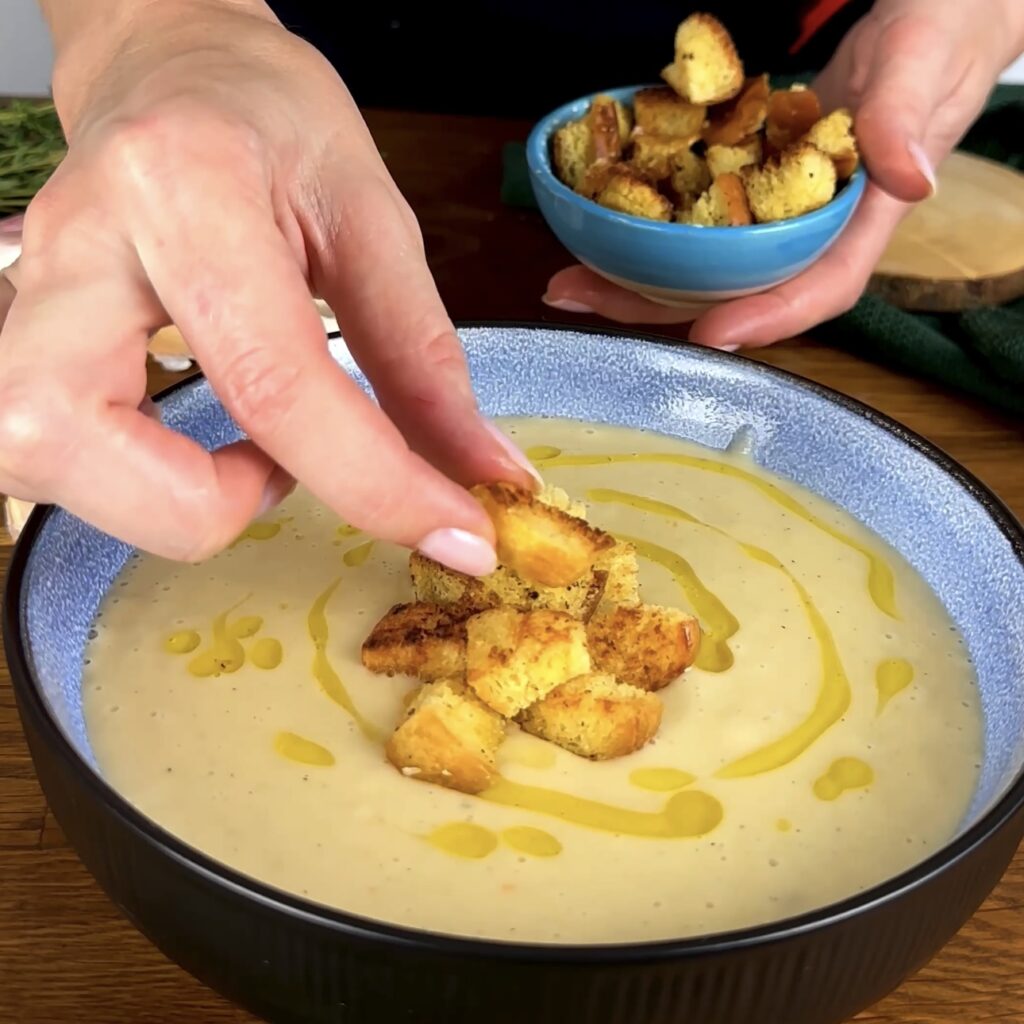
83,418,982,943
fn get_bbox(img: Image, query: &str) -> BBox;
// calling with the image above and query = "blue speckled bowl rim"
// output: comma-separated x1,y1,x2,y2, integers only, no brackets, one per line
4,322,1024,964
525,84,868,239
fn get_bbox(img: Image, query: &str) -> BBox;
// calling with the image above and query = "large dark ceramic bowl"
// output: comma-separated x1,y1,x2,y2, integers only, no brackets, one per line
5,325,1024,1024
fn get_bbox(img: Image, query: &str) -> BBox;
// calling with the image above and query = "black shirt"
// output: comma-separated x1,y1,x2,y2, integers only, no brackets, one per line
266,2,871,117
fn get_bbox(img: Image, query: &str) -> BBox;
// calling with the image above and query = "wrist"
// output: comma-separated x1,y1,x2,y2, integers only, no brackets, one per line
41,0,277,133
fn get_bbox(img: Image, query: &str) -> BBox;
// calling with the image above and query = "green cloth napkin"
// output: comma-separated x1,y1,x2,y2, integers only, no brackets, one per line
502,84,1024,417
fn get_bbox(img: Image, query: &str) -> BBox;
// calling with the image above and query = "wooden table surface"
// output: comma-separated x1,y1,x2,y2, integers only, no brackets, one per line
2,109,1023,1024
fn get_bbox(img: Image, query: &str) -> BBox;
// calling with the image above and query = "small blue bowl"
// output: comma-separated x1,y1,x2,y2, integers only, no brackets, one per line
527,85,867,310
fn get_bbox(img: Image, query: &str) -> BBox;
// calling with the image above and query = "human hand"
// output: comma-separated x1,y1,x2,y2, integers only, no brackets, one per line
543,0,1024,350
0,0,538,573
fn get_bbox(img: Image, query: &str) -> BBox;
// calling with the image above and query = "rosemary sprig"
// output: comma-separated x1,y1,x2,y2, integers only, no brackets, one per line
0,100,66,216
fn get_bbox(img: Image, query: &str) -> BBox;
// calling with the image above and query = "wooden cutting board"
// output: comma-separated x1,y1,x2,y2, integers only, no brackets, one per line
868,151,1024,311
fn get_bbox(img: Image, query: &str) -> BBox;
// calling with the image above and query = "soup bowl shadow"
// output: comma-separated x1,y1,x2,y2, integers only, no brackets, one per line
4,324,1024,1024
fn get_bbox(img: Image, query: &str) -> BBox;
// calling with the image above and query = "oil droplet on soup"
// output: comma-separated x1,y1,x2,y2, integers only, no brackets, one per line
233,521,282,545
876,658,914,713
162,629,200,654
426,823,498,859
813,758,874,801
230,615,263,639
629,768,696,791
776,818,792,832
251,638,283,670
343,541,375,568
501,827,562,857
274,731,335,767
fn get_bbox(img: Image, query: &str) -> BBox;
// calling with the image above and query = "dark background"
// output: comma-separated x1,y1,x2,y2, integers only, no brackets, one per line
266,1,872,117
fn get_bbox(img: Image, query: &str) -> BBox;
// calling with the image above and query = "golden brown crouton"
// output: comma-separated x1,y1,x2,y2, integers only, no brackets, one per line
802,108,859,179
466,608,591,717
518,673,662,760
576,158,619,199
706,136,763,179
661,13,744,105
633,86,707,139
765,87,823,152
685,173,753,227
631,132,699,182
587,94,631,162
361,602,467,680
409,552,608,621
471,482,615,587
593,540,641,610
669,148,712,204
594,165,674,222
385,678,506,794
538,483,588,521
552,117,592,191
742,143,837,223
703,74,770,146
586,604,701,691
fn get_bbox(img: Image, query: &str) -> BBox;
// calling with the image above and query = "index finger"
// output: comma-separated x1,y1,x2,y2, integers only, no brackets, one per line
130,162,496,569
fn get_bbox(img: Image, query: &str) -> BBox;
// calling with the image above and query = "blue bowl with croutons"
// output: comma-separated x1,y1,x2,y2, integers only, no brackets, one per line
527,84,867,312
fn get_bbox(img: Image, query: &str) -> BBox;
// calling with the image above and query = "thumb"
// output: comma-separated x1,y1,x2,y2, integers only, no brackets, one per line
853,15,947,202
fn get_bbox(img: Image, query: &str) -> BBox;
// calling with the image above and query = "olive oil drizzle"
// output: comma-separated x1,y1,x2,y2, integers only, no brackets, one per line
876,658,914,713
307,575,383,743
532,446,899,619
589,488,853,778
479,778,723,839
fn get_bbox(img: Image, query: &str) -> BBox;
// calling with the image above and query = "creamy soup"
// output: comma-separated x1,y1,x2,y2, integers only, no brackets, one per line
82,418,982,943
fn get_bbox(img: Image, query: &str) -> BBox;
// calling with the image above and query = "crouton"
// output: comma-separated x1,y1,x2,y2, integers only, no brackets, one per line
587,604,701,691
409,552,608,621
706,135,762,179
361,602,466,680
685,173,753,227
703,74,770,146
593,540,640,609
587,93,631,161
593,165,674,222
577,158,619,199
552,118,592,191
385,678,506,794
633,86,707,139
466,608,591,717
742,143,836,223
538,483,588,521
669,148,712,204
471,482,615,587
765,86,823,152
631,132,699,182
802,108,859,179
518,673,662,760
661,13,744,105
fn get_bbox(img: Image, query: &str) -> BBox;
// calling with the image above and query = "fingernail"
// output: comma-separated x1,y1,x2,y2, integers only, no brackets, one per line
718,344,740,352
542,295,594,314
258,467,296,516
907,141,937,196
482,419,544,486
418,528,498,576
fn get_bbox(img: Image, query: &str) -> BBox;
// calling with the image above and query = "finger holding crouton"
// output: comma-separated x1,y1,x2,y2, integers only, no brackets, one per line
518,674,662,760
471,482,615,587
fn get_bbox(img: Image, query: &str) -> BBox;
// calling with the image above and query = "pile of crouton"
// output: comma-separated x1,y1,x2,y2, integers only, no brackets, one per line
551,12,859,226
361,483,701,795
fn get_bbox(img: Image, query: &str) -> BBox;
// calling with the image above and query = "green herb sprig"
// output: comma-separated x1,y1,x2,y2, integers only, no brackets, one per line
0,100,66,216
